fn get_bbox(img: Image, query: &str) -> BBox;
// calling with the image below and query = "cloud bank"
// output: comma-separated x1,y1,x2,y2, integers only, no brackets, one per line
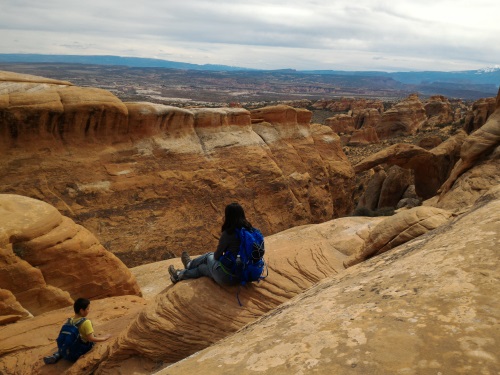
1,0,498,71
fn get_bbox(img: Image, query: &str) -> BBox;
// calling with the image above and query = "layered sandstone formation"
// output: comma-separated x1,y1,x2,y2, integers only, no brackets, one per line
0,194,141,322
324,110,382,143
319,95,469,149
423,95,454,127
322,100,383,146
352,107,382,129
435,90,500,208
344,206,452,266
376,93,427,139
418,135,443,149
0,71,355,266
0,70,72,95
250,105,354,222
354,131,467,202
354,165,413,212
0,289,30,326
463,96,496,133
321,94,446,146
354,89,500,212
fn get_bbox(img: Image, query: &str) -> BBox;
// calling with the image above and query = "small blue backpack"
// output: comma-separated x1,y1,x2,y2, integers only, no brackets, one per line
220,227,267,304
56,318,93,362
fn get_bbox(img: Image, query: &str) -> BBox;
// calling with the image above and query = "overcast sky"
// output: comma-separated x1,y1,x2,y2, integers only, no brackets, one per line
1,0,498,72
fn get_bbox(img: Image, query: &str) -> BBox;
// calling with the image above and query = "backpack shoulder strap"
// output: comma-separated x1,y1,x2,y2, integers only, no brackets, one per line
74,317,86,327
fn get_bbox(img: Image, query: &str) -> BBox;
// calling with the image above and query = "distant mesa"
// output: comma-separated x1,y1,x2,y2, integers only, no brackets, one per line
0,54,498,101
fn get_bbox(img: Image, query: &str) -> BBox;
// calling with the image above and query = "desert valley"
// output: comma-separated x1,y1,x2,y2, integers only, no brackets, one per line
0,67,499,375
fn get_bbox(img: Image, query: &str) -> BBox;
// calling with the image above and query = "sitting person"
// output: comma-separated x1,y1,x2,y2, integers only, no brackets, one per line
169,202,256,286
44,298,111,364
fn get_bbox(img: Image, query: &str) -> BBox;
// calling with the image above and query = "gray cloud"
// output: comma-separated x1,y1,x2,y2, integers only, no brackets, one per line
0,0,498,71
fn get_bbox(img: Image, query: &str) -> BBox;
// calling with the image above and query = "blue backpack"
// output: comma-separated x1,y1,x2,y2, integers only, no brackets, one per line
56,318,94,362
220,227,267,304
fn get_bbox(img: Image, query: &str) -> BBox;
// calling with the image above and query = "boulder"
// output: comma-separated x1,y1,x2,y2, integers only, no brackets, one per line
344,206,452,266
396,197,422,209
324,114,356,134
353,108,382,129
396,184,422,209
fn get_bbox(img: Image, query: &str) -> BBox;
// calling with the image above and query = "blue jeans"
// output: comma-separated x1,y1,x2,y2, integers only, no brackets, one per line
64,340,94,362
180,252,240,286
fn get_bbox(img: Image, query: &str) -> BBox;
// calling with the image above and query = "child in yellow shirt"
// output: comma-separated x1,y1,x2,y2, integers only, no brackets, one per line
44,298,111,364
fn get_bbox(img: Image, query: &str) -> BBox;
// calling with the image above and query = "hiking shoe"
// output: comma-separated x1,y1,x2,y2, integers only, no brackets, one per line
43,354,59,365
168,265,180,284
181,251,191,268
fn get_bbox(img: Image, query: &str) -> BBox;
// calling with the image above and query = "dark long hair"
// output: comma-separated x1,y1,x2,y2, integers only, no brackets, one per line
221,202,253,234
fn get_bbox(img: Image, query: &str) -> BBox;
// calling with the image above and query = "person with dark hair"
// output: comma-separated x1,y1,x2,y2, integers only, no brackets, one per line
43,298,111,364
168,202,254,286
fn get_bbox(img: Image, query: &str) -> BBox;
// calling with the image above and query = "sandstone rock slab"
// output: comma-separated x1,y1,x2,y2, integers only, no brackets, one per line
161,190,500,375
345,206,452,267
88,217,382,372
